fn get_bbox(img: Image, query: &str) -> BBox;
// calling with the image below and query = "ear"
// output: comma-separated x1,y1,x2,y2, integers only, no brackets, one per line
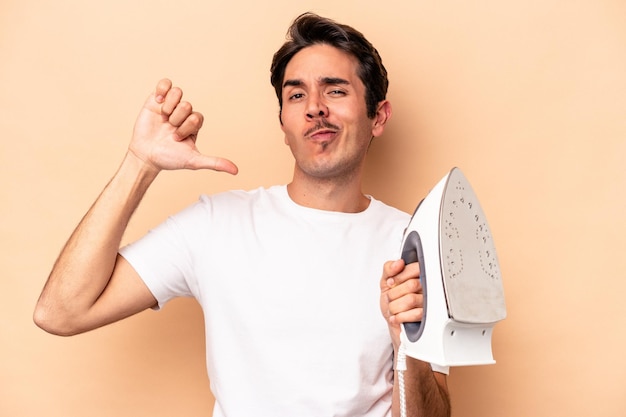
371,100,392,138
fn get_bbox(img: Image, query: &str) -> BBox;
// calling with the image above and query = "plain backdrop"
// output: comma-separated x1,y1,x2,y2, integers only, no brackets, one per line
1,0,625,416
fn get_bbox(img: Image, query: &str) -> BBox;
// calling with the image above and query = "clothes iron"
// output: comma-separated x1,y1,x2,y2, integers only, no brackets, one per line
399,167,507,367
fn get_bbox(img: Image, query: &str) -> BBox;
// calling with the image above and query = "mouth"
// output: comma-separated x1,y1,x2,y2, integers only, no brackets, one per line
305,121,341,142
308,129,337,142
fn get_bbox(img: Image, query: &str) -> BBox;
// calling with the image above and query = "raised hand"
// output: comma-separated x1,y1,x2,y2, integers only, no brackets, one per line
129,78,238,175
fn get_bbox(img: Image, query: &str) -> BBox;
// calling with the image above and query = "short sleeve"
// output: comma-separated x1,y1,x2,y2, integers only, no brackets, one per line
119,202,205,309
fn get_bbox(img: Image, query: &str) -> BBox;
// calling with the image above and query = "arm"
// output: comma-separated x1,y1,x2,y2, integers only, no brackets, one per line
34,79,238,336
380,260,451,417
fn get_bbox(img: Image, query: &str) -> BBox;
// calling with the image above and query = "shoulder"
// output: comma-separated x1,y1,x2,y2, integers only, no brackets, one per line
367,196,411,223
183,186,289,221
358,197,411,244
196,185,284,208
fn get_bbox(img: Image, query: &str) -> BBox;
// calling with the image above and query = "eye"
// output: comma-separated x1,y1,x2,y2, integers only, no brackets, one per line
328,89,346,96
288,92,305,101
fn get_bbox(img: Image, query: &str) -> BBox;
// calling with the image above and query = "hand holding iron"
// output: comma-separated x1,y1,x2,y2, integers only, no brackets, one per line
379,259,424,350
128,78,238,175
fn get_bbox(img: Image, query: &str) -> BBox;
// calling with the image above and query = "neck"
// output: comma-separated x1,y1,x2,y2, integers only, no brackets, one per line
286,171,370,213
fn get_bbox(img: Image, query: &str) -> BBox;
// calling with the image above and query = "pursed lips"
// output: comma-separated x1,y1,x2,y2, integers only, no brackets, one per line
305,121,341,142
308,129,337,142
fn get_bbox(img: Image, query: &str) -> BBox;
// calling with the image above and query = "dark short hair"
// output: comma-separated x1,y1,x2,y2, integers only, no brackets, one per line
270,12,389,119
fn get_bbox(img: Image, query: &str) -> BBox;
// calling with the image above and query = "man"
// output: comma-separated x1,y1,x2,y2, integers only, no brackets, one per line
34,13,451,417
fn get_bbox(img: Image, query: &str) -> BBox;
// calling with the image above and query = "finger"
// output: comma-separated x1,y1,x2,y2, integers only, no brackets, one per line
389,262,420,287
155,78,173,103
389,306,424,326
175,112,204,139
168,101,194,128
161,87,183,117
187,154,239,175
388,291,423,315
387,278,423,302
380,259,405,290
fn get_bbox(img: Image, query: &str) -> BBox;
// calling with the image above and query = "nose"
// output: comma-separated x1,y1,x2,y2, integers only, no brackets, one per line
306,109,326,119
305,96,329,119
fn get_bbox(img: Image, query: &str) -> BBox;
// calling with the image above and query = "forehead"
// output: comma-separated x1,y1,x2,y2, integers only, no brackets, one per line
283,43,361,84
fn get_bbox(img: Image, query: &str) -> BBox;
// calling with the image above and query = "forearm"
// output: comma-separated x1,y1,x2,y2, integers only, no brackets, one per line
393,356,451,417
34,152,158,334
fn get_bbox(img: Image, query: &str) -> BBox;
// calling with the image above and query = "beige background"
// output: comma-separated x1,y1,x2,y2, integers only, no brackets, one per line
2,0,625,416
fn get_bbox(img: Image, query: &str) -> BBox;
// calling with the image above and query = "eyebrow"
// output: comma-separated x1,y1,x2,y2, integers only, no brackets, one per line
282,77,351,88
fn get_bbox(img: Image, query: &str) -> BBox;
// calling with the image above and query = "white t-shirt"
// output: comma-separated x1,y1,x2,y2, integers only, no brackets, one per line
120,185,411,416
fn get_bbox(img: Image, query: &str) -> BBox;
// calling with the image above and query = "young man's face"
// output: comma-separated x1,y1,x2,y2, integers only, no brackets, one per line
280,43,390,183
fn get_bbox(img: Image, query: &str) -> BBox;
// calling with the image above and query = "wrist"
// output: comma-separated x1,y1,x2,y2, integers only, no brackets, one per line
123,149,161,181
